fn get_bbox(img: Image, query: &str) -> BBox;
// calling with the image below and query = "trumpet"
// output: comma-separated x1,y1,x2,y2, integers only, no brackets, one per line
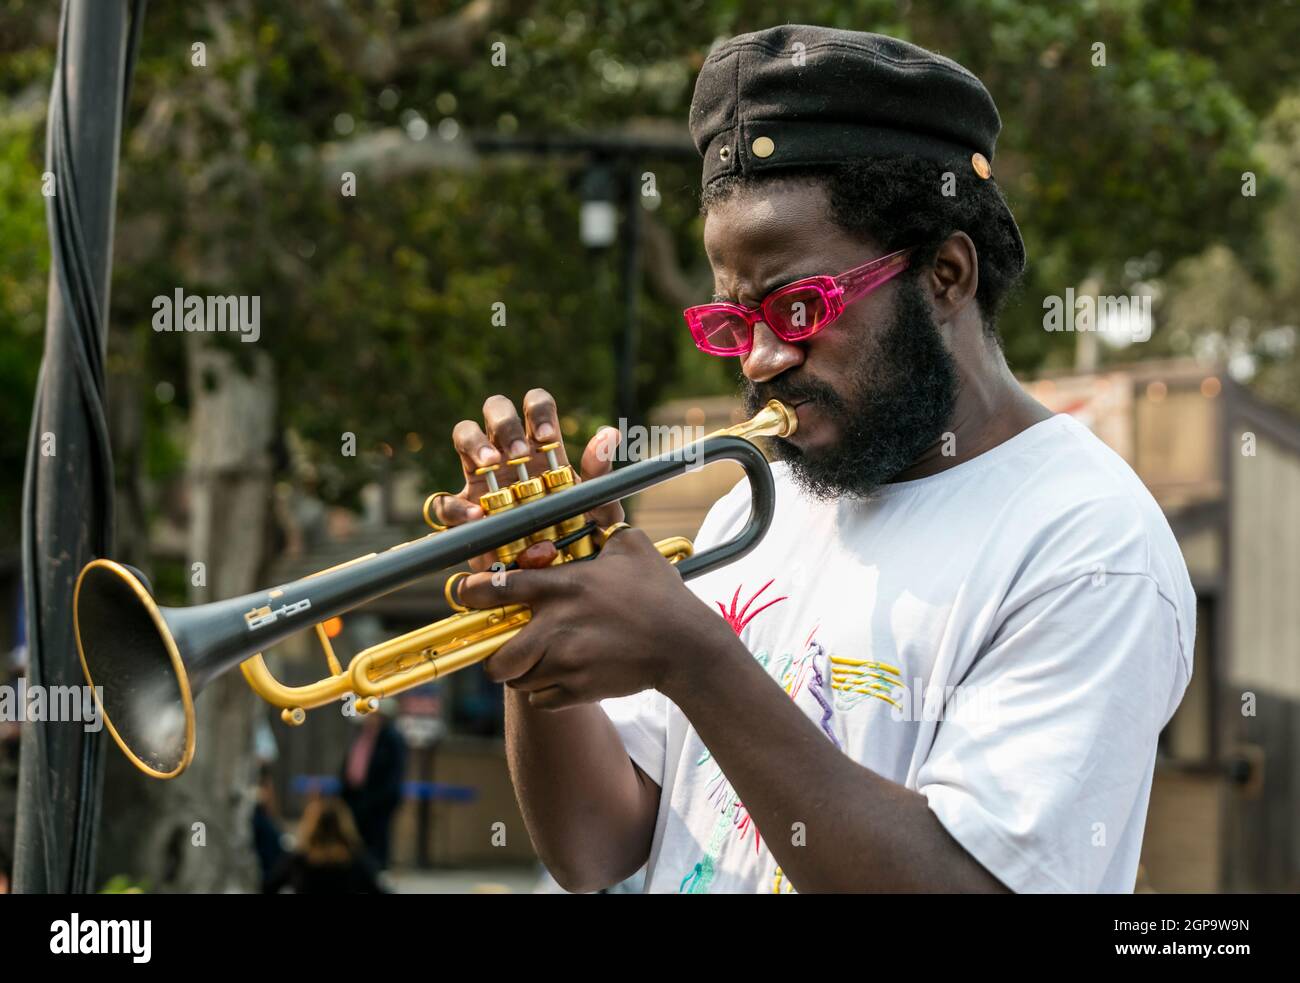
74,400,796,779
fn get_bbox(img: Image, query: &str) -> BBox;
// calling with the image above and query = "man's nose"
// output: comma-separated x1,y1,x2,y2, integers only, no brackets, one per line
742,319,804,383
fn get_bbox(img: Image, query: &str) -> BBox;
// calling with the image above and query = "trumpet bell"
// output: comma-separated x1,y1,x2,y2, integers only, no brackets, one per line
75,559,196,779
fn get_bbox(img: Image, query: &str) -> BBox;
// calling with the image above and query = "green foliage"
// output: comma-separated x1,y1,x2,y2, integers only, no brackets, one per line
0,120,47,544
98,873,147,893
1155,91,1300,414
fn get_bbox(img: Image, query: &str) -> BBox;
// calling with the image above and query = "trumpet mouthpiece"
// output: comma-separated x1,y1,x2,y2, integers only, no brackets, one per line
713,399,798,442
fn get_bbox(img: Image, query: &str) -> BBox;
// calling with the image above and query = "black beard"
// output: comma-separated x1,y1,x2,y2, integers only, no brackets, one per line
741,276,958,500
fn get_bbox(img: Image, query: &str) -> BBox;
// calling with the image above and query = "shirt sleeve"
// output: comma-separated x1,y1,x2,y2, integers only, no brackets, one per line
600,689,670,787
916,571,1190,893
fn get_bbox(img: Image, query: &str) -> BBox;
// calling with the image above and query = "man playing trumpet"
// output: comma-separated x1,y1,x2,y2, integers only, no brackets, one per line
434,27,1194,894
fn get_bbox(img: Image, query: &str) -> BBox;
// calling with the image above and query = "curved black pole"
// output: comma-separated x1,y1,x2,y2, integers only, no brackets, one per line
15,0,144,894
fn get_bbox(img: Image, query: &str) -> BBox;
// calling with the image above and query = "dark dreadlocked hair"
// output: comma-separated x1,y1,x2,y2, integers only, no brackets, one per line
700,156,1026,336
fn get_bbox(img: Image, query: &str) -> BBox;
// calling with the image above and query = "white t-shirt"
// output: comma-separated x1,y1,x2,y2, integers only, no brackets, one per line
601,413,1194,893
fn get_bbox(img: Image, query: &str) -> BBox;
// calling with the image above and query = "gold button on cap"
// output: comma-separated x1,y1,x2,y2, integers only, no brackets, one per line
751,136,775,158
971,152,992,179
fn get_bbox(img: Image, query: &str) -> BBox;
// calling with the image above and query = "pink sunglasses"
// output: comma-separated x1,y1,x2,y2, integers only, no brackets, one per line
683,247,913,357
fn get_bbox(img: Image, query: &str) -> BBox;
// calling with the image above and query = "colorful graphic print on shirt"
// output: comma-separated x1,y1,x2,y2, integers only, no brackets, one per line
678,581,905,893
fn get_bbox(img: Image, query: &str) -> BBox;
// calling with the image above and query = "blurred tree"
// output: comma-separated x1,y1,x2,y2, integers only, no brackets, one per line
1157,92,1300,414
0,119,47,546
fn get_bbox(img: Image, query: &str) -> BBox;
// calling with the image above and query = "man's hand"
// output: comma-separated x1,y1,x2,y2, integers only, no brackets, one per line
437,394,670,890
457,526,748,710
432,388,624,571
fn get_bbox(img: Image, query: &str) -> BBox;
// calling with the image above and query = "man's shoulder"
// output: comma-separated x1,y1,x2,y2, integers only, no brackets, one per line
991,416,1197,661
1007,415,1177,561
705,415,1191,594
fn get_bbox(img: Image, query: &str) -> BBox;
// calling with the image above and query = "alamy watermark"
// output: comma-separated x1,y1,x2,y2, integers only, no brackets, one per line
50,914,151,963
889,679,1000,724
0,678,103,732
596,419,708,466
152,288,261,343
1042,288,1151,342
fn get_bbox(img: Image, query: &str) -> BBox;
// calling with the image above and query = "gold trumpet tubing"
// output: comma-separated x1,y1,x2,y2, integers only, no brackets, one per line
350,604,532,698
238,607,529,717
316,621,344,676
541,459,595,558
240,447,719,715
653,536,694,564
353,533,699,697
240,651,353,714
239,620,350,719
558,514,595,559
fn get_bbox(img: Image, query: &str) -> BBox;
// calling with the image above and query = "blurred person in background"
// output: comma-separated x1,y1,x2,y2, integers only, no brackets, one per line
251,762,287,890
263,797,386,894
339,700,406,870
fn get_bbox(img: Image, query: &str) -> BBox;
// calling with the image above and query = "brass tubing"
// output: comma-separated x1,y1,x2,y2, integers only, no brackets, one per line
239,654,352,712
341,535,696,699
349,605,532,697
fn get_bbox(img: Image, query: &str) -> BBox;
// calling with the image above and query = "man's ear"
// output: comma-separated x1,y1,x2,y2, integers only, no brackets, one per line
928,232,979,325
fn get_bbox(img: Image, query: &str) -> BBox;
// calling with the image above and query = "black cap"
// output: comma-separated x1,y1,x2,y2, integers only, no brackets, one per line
690,25,1025,268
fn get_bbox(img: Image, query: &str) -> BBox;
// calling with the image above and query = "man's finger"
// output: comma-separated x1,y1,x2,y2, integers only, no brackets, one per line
483,394,530,463
514,541,558,569
594,524,658,558
432,492,483,528
452,418,501,481
501,656,565,692
482,631,546,684
580,426,622,481
579,427,625,526
529,685,586,711
522,388,564,455
457,565,574,608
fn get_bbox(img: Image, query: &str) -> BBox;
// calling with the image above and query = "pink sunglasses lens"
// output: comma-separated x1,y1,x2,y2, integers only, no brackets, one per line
764,284,832,340
689,309,751,355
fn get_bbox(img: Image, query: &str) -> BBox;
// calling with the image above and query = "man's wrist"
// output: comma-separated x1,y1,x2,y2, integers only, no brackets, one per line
657,614,749,706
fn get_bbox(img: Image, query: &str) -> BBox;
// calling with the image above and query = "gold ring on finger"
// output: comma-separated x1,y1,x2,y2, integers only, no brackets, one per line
444,570,472,613
597,521,633,547
423,492,457,532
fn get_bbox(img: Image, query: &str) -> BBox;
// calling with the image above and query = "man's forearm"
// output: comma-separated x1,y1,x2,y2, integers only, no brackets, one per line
503,688,658,892
661,635,1008,893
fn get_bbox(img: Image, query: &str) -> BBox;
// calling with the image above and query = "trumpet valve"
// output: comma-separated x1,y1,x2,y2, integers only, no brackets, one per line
475,463,529,564
536,457,593,559
507,457,547,504
475,463,502,494
539,441,562,471
507,454,556,546
507,454,531,484
475,464,514,513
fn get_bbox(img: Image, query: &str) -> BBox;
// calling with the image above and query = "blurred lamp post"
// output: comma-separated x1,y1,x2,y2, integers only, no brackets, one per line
475,136,696,433
578,165,618,248
579,163,640,429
